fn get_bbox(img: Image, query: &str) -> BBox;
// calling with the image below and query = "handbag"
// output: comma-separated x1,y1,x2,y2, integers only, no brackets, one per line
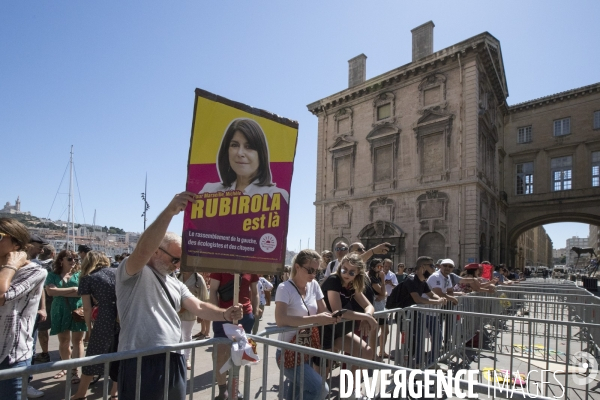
217,278,237,302
283,281,321,369
91,306,99,321
65,297,86,323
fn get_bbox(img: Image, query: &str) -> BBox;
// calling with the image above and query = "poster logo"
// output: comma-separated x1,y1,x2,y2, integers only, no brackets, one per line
259,233,277,253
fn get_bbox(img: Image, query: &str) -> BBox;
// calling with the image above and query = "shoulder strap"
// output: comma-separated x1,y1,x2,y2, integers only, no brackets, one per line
288,281,311,316
151,268,177,311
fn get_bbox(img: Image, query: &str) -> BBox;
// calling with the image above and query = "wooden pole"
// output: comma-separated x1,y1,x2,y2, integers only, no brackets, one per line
231,274,241,399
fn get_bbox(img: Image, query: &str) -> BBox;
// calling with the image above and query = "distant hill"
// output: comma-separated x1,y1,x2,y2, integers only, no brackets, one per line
1,213,65,231
0,212,126,234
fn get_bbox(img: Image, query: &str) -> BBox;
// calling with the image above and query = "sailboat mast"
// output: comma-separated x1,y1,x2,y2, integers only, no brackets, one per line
144,174,148,230
67,145,74,250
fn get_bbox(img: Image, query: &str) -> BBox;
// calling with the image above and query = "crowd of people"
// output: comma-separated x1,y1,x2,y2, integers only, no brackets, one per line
0,191,525,400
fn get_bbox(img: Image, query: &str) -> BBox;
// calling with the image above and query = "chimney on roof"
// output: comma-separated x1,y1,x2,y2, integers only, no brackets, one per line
348,54,367,88
411,21,435,62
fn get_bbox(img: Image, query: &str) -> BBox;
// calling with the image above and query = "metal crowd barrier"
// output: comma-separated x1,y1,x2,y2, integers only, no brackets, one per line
253,316,557,400
4,280,598,400
403,305,600,400
0,337,244,400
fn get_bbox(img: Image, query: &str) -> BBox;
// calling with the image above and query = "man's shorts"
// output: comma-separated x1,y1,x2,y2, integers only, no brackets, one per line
213,312,255,338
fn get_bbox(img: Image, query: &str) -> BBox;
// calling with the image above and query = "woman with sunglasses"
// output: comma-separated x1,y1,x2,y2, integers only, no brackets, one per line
45,250,87,383
275,249,338,400
0,219,48,400
320,253,377,369
70,251,119,400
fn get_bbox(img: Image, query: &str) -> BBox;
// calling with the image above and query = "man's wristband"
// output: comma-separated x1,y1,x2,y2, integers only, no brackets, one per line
1,265,18,273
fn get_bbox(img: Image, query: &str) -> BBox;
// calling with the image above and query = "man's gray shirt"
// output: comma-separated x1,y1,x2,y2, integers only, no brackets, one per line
116,258,193,352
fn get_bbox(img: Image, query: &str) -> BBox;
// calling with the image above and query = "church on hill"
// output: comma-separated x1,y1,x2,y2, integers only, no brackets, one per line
1,196,31,216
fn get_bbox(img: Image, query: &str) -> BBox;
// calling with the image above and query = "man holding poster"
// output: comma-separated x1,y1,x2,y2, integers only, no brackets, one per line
182,89,298,275
116,192,243,400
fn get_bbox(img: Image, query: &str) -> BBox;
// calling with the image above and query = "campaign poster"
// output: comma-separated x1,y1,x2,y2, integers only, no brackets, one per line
181,88,298,274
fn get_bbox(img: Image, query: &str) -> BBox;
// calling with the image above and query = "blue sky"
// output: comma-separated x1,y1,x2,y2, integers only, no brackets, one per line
1,1,598,252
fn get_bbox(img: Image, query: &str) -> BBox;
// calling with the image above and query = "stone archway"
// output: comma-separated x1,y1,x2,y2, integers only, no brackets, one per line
358,221,405,262
418,232,446,261
507,212,600,269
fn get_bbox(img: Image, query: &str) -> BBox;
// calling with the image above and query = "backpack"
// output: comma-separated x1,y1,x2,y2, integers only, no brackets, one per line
386,279,406,309
327,260,337,274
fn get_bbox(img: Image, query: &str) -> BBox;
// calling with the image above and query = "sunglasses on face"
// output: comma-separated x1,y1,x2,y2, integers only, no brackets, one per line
442,264,454,268
159,247,180,265
0,232,8,242
66,257,79,262
301,265,318,274
341,268,357,277
355,247,366,253
335,246,348,252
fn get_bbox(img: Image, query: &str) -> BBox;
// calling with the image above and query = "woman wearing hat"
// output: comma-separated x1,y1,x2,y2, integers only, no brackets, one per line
461,263,496,293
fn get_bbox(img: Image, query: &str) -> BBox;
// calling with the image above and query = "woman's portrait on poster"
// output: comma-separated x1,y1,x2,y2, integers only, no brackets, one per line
199,118,290,203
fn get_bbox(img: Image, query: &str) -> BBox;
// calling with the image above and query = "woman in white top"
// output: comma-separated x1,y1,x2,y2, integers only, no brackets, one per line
199,118,289,203
275,249,338,400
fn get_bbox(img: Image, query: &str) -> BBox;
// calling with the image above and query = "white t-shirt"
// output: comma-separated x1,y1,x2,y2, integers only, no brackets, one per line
384,270,398,296
275,280,324,342
116,259,194,352
323,260,340,279
258,277,274,305
422,270,451,299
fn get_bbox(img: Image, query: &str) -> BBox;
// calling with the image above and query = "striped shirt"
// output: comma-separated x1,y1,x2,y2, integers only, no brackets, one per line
0,262,47,364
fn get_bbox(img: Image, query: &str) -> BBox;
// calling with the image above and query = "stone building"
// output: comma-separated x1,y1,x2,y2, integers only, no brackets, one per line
307,22,600,269
589,225,599,257
0,196,31,216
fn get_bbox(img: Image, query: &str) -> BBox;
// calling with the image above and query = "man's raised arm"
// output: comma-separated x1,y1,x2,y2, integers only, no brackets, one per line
125,192,196,276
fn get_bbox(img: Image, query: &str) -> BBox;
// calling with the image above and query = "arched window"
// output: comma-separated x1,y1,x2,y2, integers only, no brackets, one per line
418,232,446,261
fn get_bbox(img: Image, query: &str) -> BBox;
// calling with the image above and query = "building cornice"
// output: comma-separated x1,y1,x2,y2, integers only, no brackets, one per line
307,32,508,116
508,82,600,114
314,177,483,206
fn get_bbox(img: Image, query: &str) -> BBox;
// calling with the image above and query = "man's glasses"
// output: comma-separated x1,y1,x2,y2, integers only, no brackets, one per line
159,247,181,265
301,265,317,275
0,232,8,242
335,246,348,252
356,247,366,253
341,269,357,277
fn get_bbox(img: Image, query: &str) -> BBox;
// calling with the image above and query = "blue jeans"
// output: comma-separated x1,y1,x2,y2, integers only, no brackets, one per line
0,357,31,400
275,350,328,400
412,312,441,367
425,315,442,362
